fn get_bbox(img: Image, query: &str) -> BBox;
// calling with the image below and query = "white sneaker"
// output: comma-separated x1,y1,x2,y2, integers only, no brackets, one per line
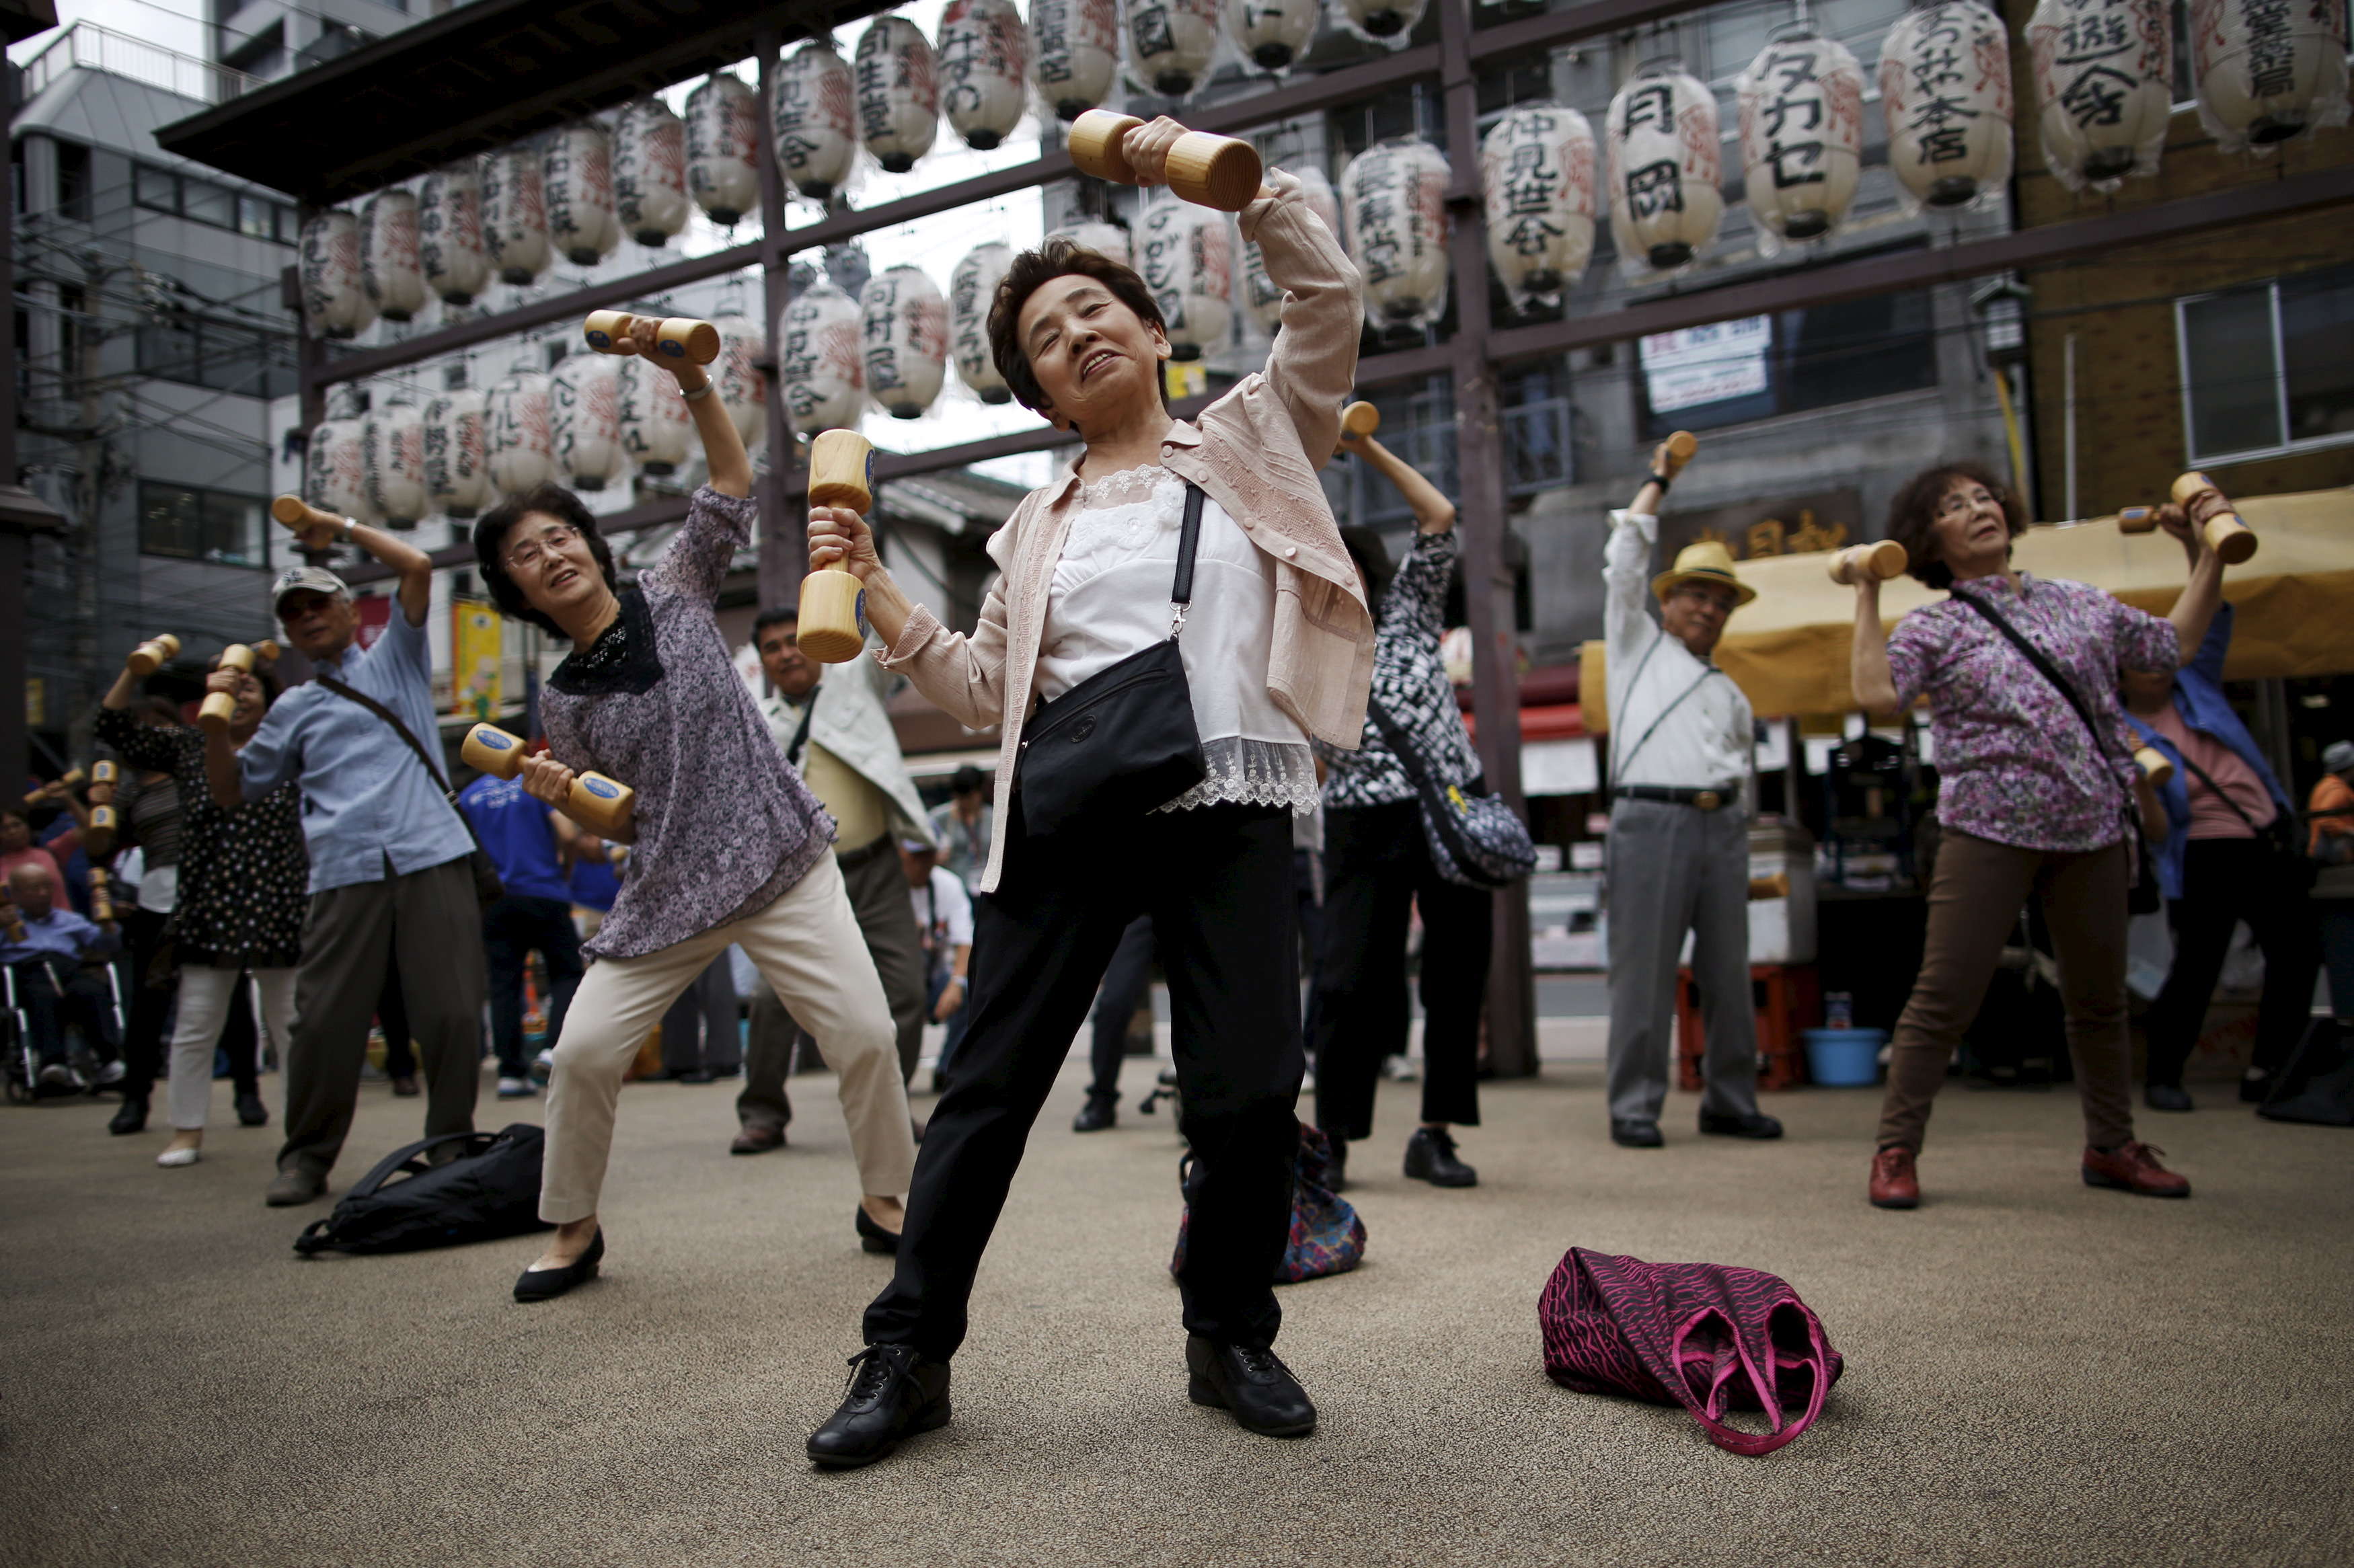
37,1063,82,1090
496,1076,537,1099
96,1060,127,1085
156,1146,200,1167
1381,1055,1420,1083
531,1049,555,1085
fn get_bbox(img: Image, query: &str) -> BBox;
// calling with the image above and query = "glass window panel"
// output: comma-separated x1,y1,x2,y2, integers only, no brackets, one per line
2181,287,2284,458
1782,290,1937,414
238,194,274,239
180,179,235,227
2280,266,2354,444
200,490,264,565
134,164,178,213
276,204,300,244
139,483,204,559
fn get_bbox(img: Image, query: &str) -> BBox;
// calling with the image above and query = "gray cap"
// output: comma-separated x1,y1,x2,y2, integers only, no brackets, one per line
2326,740,2354,777
271,564,350,609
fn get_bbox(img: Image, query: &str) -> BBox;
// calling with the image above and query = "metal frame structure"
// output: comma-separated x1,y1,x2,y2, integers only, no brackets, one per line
157,0,2351,1079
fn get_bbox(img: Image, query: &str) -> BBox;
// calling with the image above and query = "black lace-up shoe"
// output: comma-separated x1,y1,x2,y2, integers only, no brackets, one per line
807,1345,952,1468
1402,1126,1478,1187
1185,1335,1317,1438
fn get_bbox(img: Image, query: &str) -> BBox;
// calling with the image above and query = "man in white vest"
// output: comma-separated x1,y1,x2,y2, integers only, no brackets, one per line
1601,440,1782,1150
733,605,937,1155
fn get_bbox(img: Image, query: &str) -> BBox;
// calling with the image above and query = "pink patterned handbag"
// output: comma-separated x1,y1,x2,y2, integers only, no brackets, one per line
1539,1247,1844,1456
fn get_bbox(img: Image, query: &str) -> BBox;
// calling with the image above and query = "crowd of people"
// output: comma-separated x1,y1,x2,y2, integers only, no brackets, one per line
5,117,2337,1473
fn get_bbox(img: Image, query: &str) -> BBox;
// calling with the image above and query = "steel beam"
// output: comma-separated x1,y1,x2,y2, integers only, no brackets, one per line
755,32,800,619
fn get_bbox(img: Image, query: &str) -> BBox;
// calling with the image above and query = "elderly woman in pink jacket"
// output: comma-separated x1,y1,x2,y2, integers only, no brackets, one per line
803,119,1374,1467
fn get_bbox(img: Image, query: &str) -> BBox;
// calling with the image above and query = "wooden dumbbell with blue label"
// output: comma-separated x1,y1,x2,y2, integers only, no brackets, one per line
582,311,720,364
798,428,876,664
461,723,634,836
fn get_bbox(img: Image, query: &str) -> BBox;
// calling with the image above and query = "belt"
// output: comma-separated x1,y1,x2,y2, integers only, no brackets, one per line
1618,783,1736,812
836,831,899,869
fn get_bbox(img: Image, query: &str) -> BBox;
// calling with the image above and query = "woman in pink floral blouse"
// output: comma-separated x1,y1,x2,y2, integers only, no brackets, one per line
1848,461,2226,1211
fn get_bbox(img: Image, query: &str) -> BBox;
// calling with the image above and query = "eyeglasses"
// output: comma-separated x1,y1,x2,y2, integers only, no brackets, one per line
505,522,582,573
1936,488,1998,520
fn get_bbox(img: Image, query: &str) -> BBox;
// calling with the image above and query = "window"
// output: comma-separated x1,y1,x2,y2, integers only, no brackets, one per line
139,482,267,567
55,140,90,221
180,178,235,228
2178,265,2354,463
136,163,180,213
135,317,298,398
238,194,275,240
129,163,295,243
1636,280,1938,438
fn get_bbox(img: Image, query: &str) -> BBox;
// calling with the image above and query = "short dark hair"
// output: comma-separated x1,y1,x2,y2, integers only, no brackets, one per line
1339,526,1394,609
139,696,187,729
987,236,1171,421
752,605,799,645
473,484,617,637
1885,461,2028,590
950,763,987,797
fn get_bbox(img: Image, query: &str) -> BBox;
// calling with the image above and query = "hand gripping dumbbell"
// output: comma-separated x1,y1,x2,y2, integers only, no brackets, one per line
582,311,722,364
200,644,262,735
126,634,180,677
1065,111,1264,212
1829,541,1909,586
22,769,84,810
1334,400,1379,455
460,725,635,836
271,496,349,551
799,429,876,665
2134,746,2176,788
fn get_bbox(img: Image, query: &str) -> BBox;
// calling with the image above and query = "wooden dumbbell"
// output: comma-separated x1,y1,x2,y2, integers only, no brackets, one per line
1747,871,1790,901
2134,746,2175,788
126,635,181,677
460,724,634,836
1335,401,1379,455
799,429,875,665
1829,541,1909,586
2171,472,2257,565
1066,110,1264,212
199,645,260,735
254,639,282,664
272,496,348,551
88,867,114,926
23,769,85,809
607,843,629,869
583,311,722,364
2117,504,2165,535
1658,430,1698,479
86,761,118,853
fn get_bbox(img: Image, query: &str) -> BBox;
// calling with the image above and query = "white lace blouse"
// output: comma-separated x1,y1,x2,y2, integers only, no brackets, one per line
1036,464,1320,816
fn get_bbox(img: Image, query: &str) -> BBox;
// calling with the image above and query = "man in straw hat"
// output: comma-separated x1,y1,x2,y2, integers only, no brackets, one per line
1599,438,1782,1150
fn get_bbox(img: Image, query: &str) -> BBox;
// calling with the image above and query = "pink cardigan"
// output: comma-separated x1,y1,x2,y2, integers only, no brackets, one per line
876,169,1375,893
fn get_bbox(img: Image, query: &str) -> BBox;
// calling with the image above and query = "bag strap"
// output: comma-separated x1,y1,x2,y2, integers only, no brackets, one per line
2162,740,2269,836
315,674,455,801
1168,480,1205,635
1663,1301,1835,1457
782,696,817,769
344,1130,494,1200
1606,630,1723,791
1365,697,1434,793
1950,591,2129,806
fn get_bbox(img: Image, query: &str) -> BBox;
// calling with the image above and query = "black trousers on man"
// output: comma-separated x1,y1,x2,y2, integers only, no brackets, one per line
1084,916,1156,1105
864,803,1303,1362
1311,799,1492,1141
116,906,173,1096
2146,836,2321,1089
482,894,584,1079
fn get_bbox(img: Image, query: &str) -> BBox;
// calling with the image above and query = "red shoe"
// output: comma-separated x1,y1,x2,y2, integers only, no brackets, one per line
1868,1145,1920,1209
2082,1141,2190,1198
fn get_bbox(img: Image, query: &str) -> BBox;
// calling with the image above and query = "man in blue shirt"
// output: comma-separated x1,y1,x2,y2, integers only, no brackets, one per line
4,860,121,1090
204,537,486,1207
458,768,586,1099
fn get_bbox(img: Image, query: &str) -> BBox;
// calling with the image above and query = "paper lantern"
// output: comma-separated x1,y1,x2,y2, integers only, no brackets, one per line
687,71,761,226
950,243,1016,403
1480,106,1597,310
1221,0,1318,72
1137,201,1234,361
856,16,942,173
1878,1,2014,210
615,355,693,476
1736,31,1866,245
613,98,689,248
777,284,867,440
860,266,950,420
2189,0,2351,155
1239,167,1337,334
1336,0,1424,44
940,0,1030,151
1047,219,1132,267
485,364,556,496
2021,0,2170,191
1605,62,1724,271
299,210,375,340
1030,0,1119,120
420,165,490,307
482,147,551,286
307,392,374,522
708,312,768,456
360,190,426,323
1342,138,1450,335
364,398,427,527
423,387,494,518
1125,0,1219,97
544,122,619,267
772,42,859,202
552,354,626,492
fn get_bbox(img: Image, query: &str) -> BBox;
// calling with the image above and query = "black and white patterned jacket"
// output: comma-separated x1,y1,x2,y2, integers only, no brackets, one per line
1318,529,1481,811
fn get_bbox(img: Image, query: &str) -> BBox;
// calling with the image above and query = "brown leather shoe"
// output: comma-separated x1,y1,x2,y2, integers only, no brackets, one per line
729,1124,786,1155
1868,1145,1920,1209
2082,1140,2190,1198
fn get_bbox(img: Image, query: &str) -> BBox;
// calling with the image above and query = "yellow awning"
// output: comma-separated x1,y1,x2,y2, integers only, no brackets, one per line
1582,487,2354,729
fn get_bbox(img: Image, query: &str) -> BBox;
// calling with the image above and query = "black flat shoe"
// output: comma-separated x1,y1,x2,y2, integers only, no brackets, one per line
1610,1118,1664,1148
513,1229,604,1303
807,1345,951,1468
108,1097,149,1136
2146,1083,2194,1113
1698,1110,1784,1140
1072,1095,1116,1133
1402,1126,1478,1187
854,1205,901,1255
1185,1335,1316,1438
235,1092,269,1128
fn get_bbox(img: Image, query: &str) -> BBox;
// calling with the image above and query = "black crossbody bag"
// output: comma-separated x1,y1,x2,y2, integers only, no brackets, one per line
1950,593,2160,914
1014,480,1208,838
315,675,504,906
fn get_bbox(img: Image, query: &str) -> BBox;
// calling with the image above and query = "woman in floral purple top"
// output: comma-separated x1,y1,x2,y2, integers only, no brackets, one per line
471,316,913,1302
1848,461,2225,1212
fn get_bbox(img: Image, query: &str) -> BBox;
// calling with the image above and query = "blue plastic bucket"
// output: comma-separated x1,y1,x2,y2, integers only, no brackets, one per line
1804,1027,1886,1087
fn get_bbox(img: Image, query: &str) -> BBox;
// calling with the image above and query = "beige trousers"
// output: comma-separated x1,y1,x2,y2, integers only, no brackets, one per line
539,853,915,1224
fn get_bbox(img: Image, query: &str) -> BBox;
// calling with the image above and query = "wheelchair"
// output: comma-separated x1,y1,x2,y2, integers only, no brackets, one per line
4,953,130,1103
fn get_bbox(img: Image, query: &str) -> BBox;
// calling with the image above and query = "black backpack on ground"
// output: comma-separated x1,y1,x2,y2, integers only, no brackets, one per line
2261,1020,2354,1128
293,1124,554,1255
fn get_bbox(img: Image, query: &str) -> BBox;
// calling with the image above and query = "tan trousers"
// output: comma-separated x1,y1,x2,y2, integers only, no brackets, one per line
539,853,915,1223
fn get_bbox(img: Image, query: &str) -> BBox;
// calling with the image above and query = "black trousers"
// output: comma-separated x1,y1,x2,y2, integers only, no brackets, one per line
1086,916,1156,1103
215,975,262,1094
1311,799,1492,1141
10,956,116,1066
864,802,1303,1361
482,894,584,1077
2146,836,2321,1088
118,907,174,1095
